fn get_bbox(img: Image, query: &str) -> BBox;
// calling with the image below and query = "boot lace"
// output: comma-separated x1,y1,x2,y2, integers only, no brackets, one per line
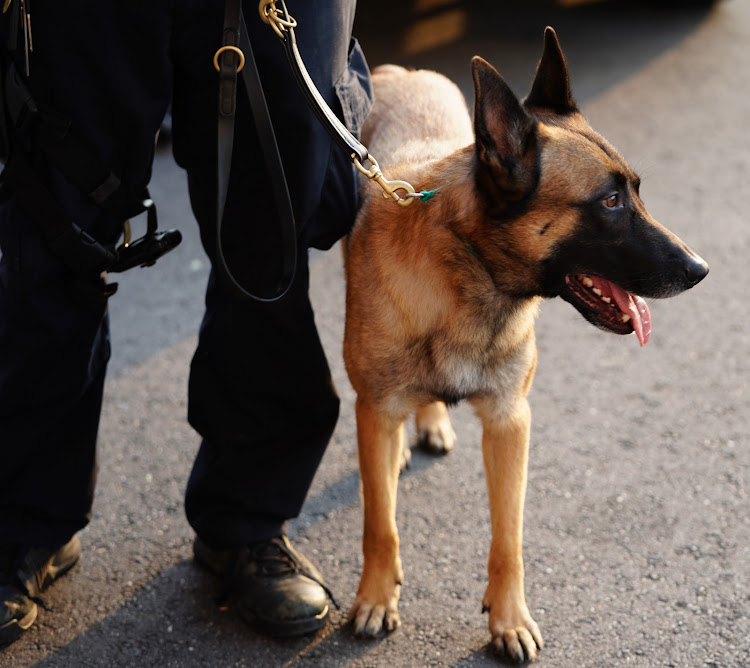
218,536,339,610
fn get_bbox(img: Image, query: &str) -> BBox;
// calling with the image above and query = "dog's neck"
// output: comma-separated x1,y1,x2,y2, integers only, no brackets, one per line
383,145,541,302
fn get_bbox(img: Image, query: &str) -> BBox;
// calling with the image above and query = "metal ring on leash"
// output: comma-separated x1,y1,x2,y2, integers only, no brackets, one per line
258,0,297,39
213,45,246,73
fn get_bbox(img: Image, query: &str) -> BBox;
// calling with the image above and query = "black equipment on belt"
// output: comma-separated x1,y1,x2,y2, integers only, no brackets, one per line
0,30,181,296
2,69,182,282
111,198,182,273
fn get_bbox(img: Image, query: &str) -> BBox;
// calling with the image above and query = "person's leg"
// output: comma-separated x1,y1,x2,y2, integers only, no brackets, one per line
0,193,109,547
178,0,371,545
172,0,371,635
0,0,173,644
0,185,105,646
185,257,340,546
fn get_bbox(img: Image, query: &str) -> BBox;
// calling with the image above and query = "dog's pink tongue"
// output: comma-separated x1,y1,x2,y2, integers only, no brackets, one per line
609,282,651,346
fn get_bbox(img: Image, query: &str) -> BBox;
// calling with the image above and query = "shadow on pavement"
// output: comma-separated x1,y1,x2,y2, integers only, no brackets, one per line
29,559,378,668
28,557,417,668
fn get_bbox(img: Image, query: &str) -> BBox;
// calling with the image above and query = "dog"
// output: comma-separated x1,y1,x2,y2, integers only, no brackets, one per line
342,27,708,663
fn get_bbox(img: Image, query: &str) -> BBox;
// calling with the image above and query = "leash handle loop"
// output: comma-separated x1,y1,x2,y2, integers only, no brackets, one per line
215,0,297,302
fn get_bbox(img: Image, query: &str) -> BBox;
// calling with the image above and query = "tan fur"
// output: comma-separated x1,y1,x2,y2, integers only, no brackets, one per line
342,37,705,663
344,65,544,661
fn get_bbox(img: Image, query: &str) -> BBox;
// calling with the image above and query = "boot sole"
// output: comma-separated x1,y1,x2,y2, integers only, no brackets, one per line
0,536,81,647
238,601,329,638
0,606,38,647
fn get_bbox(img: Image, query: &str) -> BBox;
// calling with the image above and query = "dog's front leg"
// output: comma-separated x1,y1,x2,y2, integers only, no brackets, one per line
350,397,405,636
476,398,543,663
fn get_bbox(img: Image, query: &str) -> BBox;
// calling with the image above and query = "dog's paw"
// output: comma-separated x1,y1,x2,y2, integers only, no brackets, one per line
415,402,456,455
350,590,401,637
483,595,543,663
489,621,543,663
350,567,402,637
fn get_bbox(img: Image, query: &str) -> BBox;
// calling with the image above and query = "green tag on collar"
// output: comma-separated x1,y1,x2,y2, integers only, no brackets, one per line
418,188,440,202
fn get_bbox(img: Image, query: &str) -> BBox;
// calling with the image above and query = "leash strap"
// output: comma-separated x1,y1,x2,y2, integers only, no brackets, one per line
270,3,368,164
260,1,419,207
216,0,297,302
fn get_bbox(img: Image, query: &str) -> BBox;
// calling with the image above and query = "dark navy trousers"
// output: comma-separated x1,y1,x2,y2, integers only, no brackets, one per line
0,1,371,548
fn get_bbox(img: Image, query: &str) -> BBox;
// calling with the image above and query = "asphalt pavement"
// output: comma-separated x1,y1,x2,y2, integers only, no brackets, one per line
3,0,749,666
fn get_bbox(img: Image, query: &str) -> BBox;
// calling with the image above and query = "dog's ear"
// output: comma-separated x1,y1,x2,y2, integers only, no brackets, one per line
524,27,578,115
472,56,539,210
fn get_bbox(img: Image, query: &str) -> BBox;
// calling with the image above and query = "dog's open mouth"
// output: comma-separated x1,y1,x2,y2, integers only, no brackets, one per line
564,274,651,346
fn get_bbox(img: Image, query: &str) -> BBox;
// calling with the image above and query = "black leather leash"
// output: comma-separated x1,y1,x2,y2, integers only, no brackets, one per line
216,0,422,302
263,2,369,164
216,0,297,302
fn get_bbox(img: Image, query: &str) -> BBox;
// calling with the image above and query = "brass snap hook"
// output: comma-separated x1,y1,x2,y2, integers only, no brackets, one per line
353,154,417,207
213,45,245,73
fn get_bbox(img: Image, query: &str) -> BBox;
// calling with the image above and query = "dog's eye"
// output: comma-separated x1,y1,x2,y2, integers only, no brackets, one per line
603,193,621,208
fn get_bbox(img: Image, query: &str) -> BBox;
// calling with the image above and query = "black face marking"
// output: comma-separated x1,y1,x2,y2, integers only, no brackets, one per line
540,196,704,303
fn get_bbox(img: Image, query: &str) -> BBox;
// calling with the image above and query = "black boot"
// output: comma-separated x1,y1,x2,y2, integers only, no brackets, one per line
0,536,81,646
194,535,336,637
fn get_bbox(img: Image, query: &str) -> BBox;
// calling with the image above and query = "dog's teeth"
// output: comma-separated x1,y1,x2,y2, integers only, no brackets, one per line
583,277,594,288
592,288,602,296
602,296,611,304
621,314,631,322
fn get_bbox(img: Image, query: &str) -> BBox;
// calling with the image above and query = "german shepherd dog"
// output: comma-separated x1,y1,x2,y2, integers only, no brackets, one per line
343,28,708,662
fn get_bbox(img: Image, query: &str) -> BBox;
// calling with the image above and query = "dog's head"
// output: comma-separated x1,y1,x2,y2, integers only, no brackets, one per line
470,28,708,345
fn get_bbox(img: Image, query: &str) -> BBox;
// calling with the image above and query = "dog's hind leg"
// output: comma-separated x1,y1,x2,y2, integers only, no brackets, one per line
474,397,543,663
415,401,457,454
350,397,406,636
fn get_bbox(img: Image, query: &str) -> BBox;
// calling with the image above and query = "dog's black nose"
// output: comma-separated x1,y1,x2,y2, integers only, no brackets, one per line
684,255,709,286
